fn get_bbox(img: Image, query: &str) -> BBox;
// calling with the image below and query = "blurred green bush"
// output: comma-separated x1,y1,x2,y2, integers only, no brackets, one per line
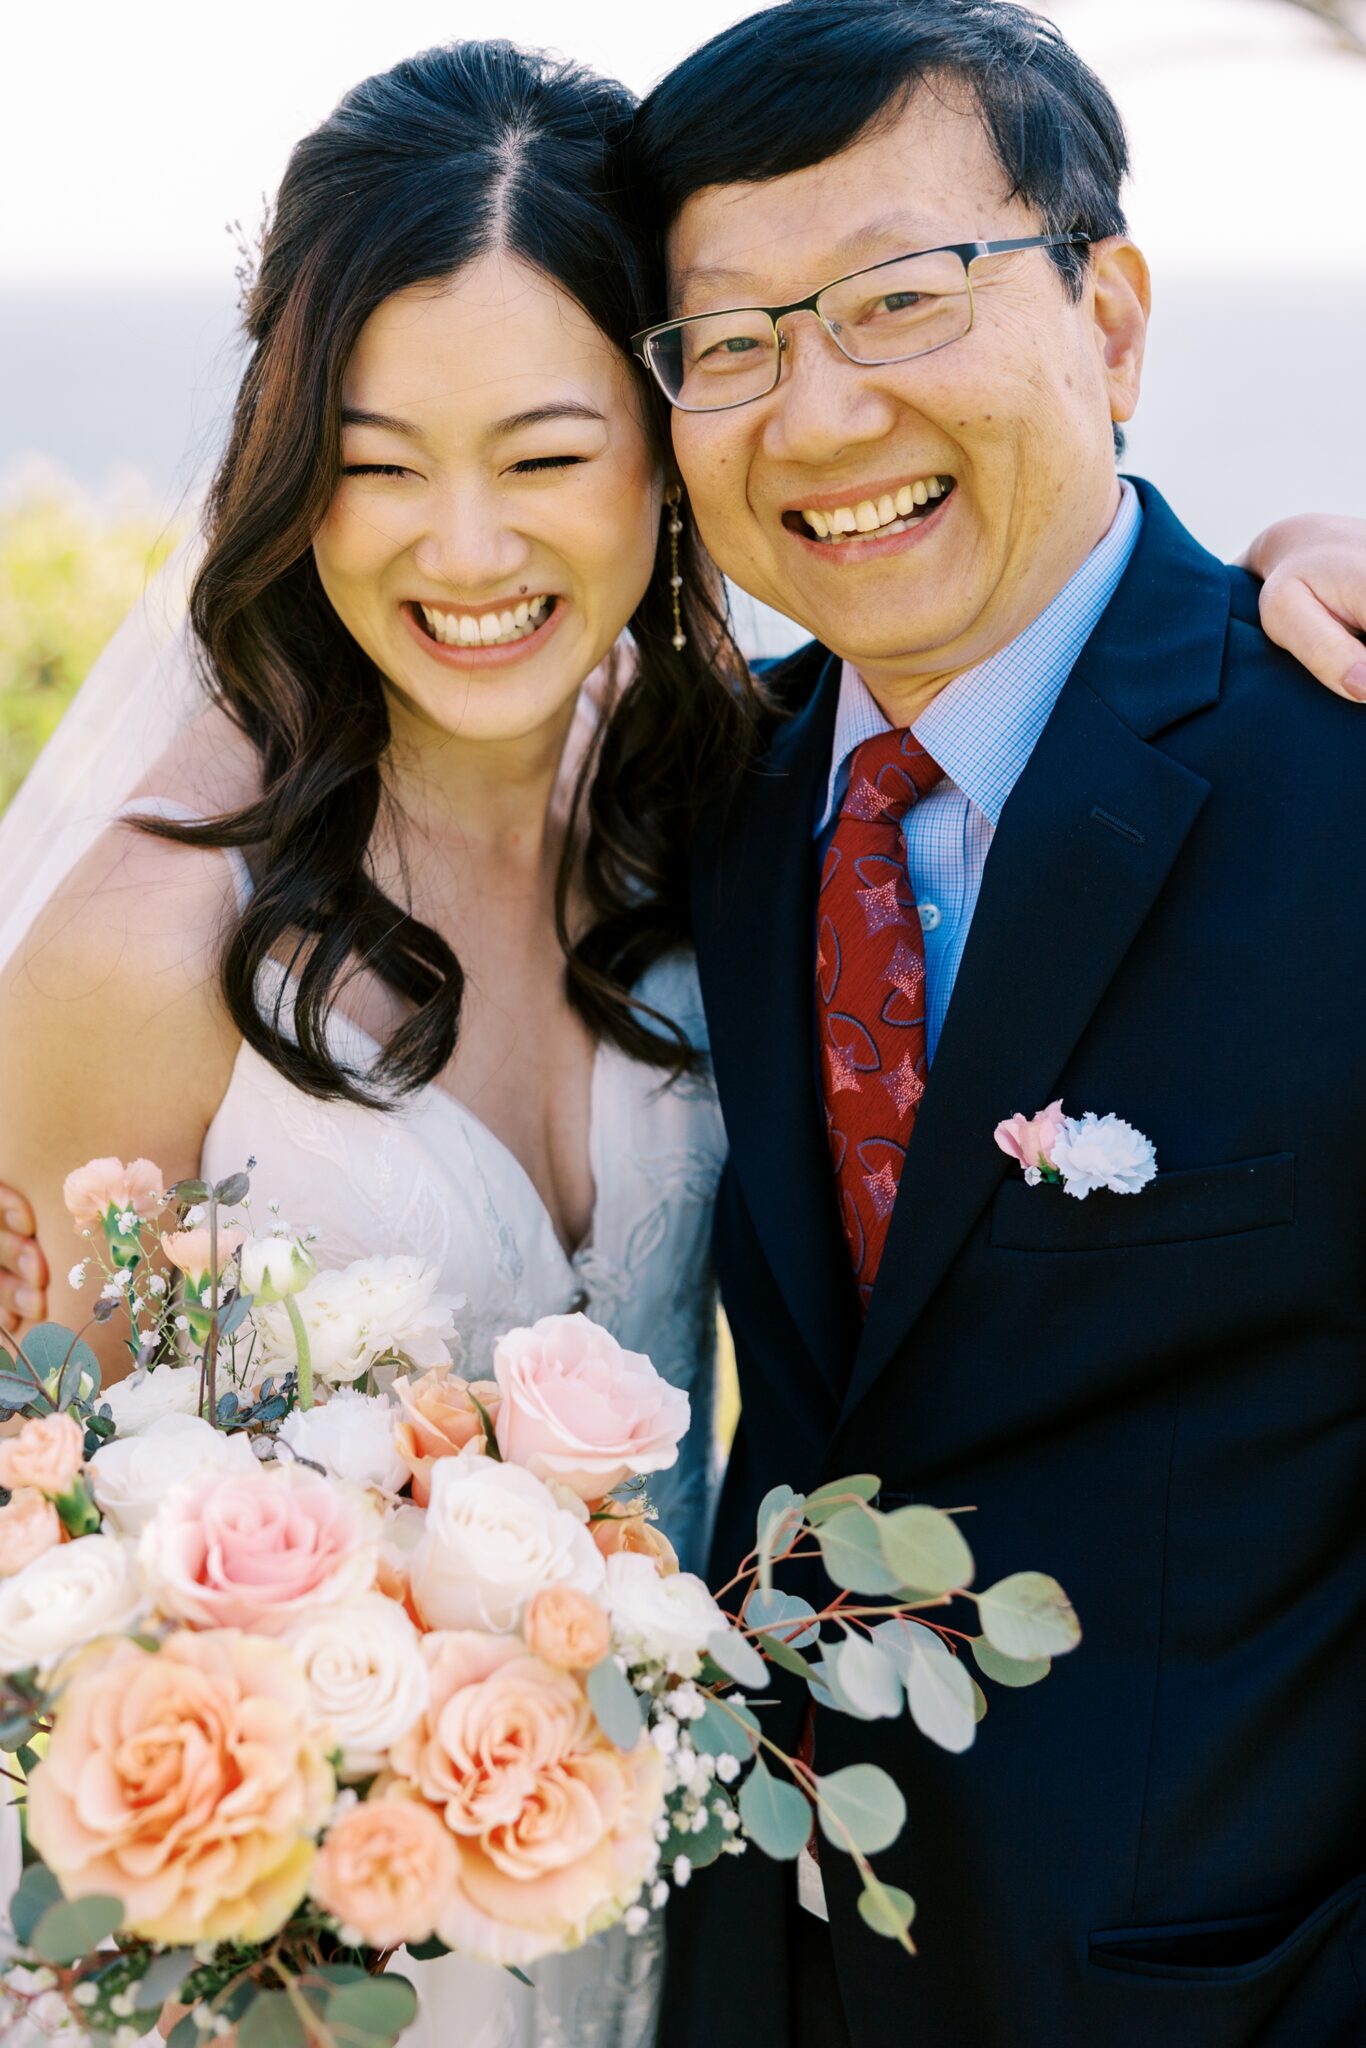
0,479,183,816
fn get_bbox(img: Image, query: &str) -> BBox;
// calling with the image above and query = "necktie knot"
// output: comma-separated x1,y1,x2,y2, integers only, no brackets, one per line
839,728,943,830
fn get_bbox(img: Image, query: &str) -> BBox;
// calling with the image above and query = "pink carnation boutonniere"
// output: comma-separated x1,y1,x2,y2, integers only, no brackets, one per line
994,1100,1157,1201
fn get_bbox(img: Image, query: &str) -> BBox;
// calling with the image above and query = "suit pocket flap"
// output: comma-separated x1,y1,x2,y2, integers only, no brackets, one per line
990,1152,1295,1253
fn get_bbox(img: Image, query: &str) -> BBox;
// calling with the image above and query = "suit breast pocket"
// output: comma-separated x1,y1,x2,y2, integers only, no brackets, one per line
989,1152,1295,1254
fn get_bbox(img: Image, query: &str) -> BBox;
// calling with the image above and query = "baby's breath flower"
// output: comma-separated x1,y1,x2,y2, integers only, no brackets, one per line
623,1905,650,1936
68,1263,87,1290
715,1752,741,1783
672,1855,692,1888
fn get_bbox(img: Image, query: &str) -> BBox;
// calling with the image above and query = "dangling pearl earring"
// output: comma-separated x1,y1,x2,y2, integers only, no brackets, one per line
666,485,687,652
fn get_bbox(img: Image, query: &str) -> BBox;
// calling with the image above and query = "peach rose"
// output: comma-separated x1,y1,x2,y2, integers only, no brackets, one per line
0,1412,85,1501
140,1461,380,1634
493,1313,690,1503
310,1793,457,1948
160,1225,245,1283
524,1587,612,1672
0,1490,62,1575
392,1369,501,1506
26,1629,334,1945
387,1630,664,1965
61,1156,163,1228
590,1509,680,1576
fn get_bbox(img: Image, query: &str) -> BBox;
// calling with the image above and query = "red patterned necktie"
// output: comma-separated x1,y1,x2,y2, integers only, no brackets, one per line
817,728,944,1310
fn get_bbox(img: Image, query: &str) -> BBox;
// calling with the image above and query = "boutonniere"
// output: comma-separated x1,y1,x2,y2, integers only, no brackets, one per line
994,1100,1157,1200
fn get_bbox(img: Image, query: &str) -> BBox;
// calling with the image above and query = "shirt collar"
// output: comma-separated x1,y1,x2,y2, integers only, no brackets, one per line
816,479,1142,834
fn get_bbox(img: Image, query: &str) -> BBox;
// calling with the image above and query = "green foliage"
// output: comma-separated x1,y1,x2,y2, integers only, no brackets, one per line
815,1763,906,1855
858,1881,917,1940
978,1571,1081,1660
31,1893,124,1964
586,1655,645,1749
737,1757,812,1859
0,480,182,816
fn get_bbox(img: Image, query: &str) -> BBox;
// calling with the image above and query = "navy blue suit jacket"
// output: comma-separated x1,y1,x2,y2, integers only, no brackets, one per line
665,483,1366,2047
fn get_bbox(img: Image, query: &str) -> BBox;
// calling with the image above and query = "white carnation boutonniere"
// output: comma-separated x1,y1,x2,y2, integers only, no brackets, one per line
995,1100,1157,1201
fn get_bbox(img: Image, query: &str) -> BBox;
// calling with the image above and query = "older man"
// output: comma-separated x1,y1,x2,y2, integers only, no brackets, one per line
634,4,1366,2045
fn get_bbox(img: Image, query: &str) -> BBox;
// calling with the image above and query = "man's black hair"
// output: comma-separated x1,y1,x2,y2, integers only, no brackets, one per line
634,0,1131,303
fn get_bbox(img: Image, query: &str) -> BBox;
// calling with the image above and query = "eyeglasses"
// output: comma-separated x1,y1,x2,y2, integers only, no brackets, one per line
632,235,1091,413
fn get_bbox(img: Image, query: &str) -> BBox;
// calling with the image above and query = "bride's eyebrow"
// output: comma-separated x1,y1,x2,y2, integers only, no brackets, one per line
490,402,606,437
340,407,423,437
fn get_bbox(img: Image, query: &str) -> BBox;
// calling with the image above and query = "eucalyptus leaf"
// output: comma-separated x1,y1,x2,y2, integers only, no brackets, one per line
830,1636,903,1720
978,1572,1081,1660
238,1991,307,2048
132,1950,197,2012
737,1757,812,1860
869,1616,952,1680
972,1636,1052,1688
746,1587,819,1651
972,1677,988,1723
878,1505,974,1597
166,2018,200,2048
8,1863,61,1945
689,1694,760,1760
31,1893,124,1965
858,1882,918,1940
327,1975,419,2046
756,1483,804,1592
807,1654,876,1722
19,1324,92,1387
816,1507,901,1596
803,1474,881,1526
815,1762,906,1855
756,1629,816,1680
0,1373,39,1410
213,1172,251,1205
705,1629,769,1691
402,1937,451,1961
587,1656,645,1749
904,1636,976,1754
217,1293,253,1341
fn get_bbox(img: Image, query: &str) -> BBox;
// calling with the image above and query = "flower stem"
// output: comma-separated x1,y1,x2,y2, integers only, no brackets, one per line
286,1293,314,1411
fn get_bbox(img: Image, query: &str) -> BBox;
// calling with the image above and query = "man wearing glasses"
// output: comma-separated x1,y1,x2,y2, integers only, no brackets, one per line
633,4,1366,2046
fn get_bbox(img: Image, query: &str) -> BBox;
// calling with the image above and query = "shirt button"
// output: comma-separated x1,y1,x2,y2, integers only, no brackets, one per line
918,901,942,933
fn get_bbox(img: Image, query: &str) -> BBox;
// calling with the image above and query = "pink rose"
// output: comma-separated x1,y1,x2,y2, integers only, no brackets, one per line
392,1369,501,1507
994,1099,1066,1174
493,1313,690,1503
61,1156,163,1228
0,1489,62,1575
387,1630,664,1964
0,1412,85,1501
26,1629,333,1946
160,1225,245,1283
140,1461,380,1633
310,1792,458,1948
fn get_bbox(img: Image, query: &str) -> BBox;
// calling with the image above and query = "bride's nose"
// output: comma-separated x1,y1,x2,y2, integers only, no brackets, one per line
411,485,530,590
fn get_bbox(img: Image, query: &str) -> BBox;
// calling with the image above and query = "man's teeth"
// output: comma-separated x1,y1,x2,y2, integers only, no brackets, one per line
418,596,552,647
801,477,952,542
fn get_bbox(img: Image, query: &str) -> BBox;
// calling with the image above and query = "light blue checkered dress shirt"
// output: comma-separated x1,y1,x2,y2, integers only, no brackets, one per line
815,481,1142,1063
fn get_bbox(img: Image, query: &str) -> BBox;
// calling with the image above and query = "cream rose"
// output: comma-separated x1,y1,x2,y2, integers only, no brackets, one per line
278,1390,409,1495
89,1412,257,1536
26,1629,334,1945
603,1553,727,1677
252,1256,460,1388
309,1792,457,1948
283,1593,430,1777
493,1313,690,1502
0,1534,144,1673
0,1413,85,1501
0,1490,63,1577
392,1368,501,1506
99,1365,202,1436
409,1457,605,1636
140,1461,380,1634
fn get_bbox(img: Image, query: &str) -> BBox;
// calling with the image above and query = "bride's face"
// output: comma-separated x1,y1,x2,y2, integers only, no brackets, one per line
313,253,662,746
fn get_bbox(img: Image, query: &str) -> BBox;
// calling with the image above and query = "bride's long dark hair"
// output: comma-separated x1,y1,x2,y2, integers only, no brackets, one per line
141,41,754,1107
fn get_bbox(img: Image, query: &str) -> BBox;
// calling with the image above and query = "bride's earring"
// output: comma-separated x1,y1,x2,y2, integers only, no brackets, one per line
666,486,687,652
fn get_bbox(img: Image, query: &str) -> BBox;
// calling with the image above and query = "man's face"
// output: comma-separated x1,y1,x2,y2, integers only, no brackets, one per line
667,89,1147,699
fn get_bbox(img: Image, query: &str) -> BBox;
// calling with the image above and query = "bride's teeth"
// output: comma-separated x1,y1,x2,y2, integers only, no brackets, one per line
876,494,896,525
514,601,530,628
831,507,857,534
854,500,880,533
912,479,929,506
479,613,500,644
895,486,915,517
927,476,943,498
804,509,830,538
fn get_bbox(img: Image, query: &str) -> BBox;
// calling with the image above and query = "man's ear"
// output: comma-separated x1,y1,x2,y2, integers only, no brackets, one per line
1090,238,1150,426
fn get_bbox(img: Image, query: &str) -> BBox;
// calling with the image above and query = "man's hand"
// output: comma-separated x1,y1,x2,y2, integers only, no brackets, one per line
1247,514,1366,701
0,1182,47,1333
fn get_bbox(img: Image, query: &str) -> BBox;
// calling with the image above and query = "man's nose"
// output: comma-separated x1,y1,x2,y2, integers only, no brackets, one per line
413,489,529,591
758,314,901,467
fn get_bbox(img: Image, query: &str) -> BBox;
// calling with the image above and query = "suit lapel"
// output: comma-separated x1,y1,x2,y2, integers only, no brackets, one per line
840,485,1228,1428
693,650,860,1398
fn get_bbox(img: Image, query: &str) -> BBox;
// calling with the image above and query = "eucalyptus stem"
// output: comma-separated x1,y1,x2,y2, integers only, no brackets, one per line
286,1294,314,1411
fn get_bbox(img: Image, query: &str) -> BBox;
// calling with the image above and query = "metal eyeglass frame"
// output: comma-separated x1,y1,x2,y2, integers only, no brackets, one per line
631,233,1092,413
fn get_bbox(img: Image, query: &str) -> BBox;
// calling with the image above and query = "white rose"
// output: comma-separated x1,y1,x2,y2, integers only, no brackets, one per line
278,1390,408,1494
88,1413,257,1535
253,1256,461,1387
283,1592,429,1777
604,1553,726,1677
98,1365,202,1436
1051,1112,1158,1200
409,1455,605,1634
239,1233,317,1303
0,1535,144,1673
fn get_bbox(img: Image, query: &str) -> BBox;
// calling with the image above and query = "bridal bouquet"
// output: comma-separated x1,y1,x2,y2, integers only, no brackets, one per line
0,1157,1080,2046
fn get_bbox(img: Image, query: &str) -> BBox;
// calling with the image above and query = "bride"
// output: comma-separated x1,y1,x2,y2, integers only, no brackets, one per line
0,31,1362,2048
0,40,752,2048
